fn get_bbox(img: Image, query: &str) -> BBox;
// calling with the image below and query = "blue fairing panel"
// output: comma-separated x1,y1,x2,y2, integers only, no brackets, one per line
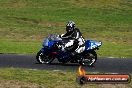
41,48,45,52
85,40,102,50
48,41,56,47
43,40,58,48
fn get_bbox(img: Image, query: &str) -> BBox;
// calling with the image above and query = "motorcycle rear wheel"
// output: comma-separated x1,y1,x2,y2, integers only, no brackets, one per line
79,50,97,66
36,51,54,64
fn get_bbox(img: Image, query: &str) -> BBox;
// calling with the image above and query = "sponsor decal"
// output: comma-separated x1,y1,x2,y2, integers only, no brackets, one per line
76,66,131,84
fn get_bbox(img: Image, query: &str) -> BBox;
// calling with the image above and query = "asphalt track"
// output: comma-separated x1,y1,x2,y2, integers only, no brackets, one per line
0,54,132,73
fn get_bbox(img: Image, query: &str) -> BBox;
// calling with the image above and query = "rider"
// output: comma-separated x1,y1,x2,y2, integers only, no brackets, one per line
60,21,85,56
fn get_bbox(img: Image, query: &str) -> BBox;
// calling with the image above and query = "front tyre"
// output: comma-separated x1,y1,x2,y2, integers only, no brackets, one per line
36,50,54,64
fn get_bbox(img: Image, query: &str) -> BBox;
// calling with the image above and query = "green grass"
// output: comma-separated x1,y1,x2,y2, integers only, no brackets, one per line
0,68,131,88
0,39,41,54
0,39,132,58
97,42,132,58
0,0,132,58
0,68,95,88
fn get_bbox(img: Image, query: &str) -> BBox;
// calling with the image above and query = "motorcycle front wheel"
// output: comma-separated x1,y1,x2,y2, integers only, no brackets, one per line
36,50,54,64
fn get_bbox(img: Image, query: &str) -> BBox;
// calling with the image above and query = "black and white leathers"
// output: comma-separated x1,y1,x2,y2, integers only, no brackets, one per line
61,28,85,54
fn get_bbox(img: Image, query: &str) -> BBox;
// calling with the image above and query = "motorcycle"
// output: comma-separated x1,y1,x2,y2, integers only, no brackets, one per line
36,34,102,66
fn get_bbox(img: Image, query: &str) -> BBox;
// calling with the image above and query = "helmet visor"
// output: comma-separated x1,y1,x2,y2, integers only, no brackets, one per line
66,26,73,32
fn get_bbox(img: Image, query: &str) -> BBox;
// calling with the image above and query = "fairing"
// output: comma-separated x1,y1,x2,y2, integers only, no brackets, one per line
85,40,102,50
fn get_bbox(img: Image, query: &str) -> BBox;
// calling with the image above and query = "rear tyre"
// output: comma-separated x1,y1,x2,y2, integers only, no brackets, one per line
36,51,54,64
79,50,97,66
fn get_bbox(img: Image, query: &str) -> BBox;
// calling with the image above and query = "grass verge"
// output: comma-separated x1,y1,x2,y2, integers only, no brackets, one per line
0,39,132,58
0,68,132,88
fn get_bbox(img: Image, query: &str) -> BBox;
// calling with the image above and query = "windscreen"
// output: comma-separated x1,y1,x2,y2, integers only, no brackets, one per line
43,34,59,47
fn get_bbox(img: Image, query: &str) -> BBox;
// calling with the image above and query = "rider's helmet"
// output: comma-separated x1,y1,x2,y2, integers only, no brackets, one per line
66,21,75,33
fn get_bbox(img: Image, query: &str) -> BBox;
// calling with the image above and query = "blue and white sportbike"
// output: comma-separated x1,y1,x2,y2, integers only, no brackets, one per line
36,34,102,66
